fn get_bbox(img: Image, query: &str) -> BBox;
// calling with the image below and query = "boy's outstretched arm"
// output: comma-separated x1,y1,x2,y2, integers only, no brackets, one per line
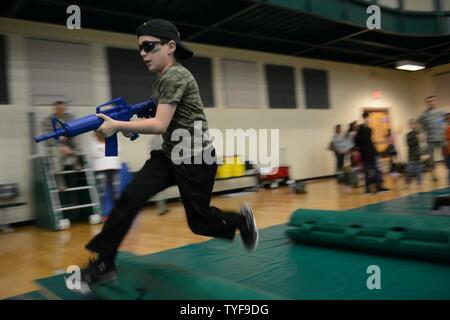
96,103,176,137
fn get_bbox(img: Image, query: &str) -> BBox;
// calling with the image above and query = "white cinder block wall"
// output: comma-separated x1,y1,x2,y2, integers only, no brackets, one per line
0,18,448,223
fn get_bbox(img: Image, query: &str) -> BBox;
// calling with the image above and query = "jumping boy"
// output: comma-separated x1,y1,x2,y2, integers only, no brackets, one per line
79,19,259,288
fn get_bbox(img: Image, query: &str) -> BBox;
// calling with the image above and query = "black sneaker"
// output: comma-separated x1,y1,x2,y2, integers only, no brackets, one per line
377,187,390,194
78,257,117,293
239,204,259,251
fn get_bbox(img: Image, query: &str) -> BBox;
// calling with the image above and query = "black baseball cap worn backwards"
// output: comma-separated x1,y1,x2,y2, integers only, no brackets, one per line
136,19,194,60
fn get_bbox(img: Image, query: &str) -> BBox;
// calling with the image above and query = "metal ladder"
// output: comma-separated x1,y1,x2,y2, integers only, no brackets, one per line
43,152,102,230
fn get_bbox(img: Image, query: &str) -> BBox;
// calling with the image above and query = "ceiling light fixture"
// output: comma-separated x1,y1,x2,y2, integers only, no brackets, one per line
395,60,426,71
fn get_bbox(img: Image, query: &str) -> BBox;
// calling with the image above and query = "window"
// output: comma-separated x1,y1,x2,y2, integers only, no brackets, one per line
182,56,215,107
302,68,330,109
106,47,156,104
265,64,296,109
222,59,261,108
27,38,93,106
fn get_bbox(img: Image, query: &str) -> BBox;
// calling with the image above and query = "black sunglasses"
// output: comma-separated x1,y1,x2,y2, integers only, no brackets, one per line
138,41,168,53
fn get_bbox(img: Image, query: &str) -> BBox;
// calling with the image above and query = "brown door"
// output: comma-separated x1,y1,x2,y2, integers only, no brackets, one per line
364,109,391,154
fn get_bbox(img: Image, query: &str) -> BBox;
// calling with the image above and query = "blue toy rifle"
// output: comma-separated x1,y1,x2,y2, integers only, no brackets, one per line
34,97,157,157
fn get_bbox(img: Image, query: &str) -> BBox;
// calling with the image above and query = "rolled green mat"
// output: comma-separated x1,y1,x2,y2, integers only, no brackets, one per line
289,209,450,231
287,209,450,264
92,254,286,300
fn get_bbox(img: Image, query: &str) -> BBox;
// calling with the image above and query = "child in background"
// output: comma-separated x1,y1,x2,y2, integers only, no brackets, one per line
346,121,358,145
384,129,399,177
330,125,348,187
90,132,122,221
405,120,423,188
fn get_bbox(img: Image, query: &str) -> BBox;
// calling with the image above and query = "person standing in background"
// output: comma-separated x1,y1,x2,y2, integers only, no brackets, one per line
42,101,81,185
346,121,361,188
355,112,390,194
384,129,399,177
330,125,349,187
405,119,423,188
346,121,358,146
418,96,446,182
346,122,358,165
444,113,450,185
42,101,82,214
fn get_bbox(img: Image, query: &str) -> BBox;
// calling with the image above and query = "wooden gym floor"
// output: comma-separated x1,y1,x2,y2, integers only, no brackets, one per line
0,165,449,299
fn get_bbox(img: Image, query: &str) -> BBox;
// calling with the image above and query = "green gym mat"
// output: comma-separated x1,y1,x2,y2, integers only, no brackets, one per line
31,189,450,300
34,224,450,300
35,274,97,300
348,187,450,216
92,252,285,300
4,290,49,300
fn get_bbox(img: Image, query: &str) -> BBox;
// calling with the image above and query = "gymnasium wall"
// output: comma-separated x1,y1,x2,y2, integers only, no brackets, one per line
410,63,450,115
0,18,447,223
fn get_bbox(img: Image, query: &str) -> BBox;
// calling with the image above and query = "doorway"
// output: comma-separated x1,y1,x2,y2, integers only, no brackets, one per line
363,108,391,155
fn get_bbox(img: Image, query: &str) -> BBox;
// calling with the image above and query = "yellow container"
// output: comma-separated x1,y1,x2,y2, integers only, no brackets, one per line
217,156,245,178
217,164,233,179
232,164,245,177
216,164,224,178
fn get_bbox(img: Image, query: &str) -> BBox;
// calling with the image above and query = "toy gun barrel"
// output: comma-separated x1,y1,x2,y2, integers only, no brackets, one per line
34,128,66,143
34,114,101,143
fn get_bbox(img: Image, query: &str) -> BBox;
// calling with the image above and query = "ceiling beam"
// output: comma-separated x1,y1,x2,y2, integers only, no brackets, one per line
374,41,450,67
425,47,450,65
206,29,389,59
30,0,392,59
184,1,266,41
345,38,434,58
292,29,371,56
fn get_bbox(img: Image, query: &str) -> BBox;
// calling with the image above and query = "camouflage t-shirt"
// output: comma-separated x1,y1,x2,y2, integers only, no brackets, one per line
152,62,212,160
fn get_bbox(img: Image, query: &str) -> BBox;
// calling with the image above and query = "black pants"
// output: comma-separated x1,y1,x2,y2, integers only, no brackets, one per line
363,160,383,192
445,155,450,185
335,152,345,183
335,153,345,171
86,149,243,261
